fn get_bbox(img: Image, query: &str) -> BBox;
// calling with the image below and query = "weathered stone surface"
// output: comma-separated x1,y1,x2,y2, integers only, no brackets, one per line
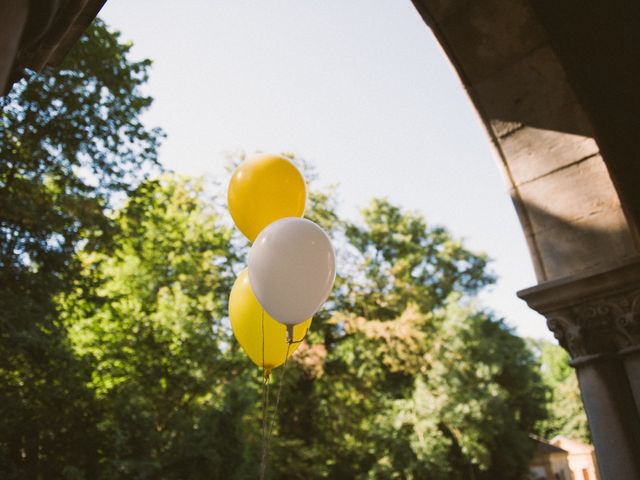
0,0,107,95
573,361,640,480
517,155,620,229
518,256,640,311
531,0,640,235
500,127,599,186
544,289,640,358
0,0,28,94
505,188,546,279
536,209,636,280
623,353,640,419
474,46,594,137
437,0,545,84
490,120,523,138
514,155,635,279
520,257,640,349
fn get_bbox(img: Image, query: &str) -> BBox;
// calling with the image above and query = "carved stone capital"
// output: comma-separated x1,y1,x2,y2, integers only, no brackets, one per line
519,257,640,360
615,294,640,351
544,291,640,359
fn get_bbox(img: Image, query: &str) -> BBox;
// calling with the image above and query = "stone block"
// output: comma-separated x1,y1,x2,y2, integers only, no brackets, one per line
513,155,637,279
518,156,620,231
474,46,594,137
535,207,636,280
438,0,545,83
500,126,599,186
491,120,523,138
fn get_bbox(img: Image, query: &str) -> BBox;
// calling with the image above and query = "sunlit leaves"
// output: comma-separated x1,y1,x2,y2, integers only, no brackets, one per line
341,198,495,320
533,340,589,442
0,18,162,477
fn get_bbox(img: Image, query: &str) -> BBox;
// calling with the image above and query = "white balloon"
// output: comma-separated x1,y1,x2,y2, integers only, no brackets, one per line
248,217,336,326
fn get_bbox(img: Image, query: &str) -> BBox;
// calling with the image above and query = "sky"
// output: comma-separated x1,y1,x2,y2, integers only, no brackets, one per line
100,0,553,340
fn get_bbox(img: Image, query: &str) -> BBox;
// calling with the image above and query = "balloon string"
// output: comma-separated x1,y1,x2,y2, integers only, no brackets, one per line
261,309,266,380
260,309,270,480
260,374,270,480
260,325,296,480
267,342,292,443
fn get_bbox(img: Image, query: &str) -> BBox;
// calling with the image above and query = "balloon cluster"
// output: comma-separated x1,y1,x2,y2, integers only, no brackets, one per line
228,154,336,376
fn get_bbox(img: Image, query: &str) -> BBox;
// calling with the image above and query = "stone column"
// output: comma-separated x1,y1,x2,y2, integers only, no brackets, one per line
519,258,640,480
616,296,640,414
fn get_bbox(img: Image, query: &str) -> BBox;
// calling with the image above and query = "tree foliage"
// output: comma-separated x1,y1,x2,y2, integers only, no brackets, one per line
0,19,162,478
1,18,552,480
59,176,246,479
262,196,544,480
47,176,546,480
532,340,590,443
341,198,493,320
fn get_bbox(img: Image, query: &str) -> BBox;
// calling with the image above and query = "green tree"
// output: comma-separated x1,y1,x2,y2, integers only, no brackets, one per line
0,18,549,475
374,303,546,480
59,176,250,479
0,19,162,477
264,198,545,480
533,340,590,442
50,171,547,479
340,198,493,320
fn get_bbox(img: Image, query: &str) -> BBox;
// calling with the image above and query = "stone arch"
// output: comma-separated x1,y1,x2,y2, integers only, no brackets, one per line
410,1,640,478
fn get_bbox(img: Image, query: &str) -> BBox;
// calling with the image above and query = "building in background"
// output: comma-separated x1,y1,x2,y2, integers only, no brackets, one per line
529,439,572,480
529,436,600,480
552,436,600,480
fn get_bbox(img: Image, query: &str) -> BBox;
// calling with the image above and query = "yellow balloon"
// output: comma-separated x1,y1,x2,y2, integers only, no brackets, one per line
229,269,311,375
228,154,306,242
